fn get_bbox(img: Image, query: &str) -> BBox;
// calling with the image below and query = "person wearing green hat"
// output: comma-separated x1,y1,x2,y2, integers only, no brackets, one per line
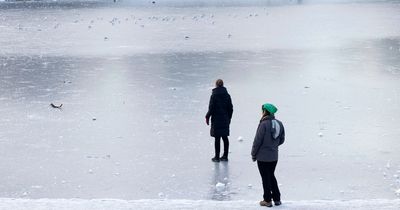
251,103,285,207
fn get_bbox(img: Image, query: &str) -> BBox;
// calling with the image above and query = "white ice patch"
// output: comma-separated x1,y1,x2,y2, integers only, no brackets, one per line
386,161,391,169
396,189,400,196
215,182,225,191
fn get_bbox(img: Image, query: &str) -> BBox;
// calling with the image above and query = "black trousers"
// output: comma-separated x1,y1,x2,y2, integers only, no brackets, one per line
257,160,281,202
214,136,229,158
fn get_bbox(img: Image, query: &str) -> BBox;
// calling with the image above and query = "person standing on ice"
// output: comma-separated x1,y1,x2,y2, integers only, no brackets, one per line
205,79,233,162
251,103,285,207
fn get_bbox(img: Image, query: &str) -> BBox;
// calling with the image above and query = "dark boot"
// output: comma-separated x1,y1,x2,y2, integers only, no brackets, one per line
211,157,220,162
220,156,228,161
259,200,273,207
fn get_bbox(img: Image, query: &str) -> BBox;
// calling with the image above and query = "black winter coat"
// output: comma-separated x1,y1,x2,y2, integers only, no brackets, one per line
206,87,233,137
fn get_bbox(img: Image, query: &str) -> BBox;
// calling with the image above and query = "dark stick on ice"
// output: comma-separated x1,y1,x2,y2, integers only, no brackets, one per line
50,103,63,109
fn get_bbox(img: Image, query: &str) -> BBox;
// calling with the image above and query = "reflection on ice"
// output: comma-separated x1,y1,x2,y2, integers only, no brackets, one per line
210,163,230,201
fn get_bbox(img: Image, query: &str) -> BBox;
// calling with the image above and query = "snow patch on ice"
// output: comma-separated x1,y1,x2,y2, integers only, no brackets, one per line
0,198,399,210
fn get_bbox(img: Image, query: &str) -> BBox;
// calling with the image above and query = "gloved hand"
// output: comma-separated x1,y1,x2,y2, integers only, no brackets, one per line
206,117,209,125
252,156,256,162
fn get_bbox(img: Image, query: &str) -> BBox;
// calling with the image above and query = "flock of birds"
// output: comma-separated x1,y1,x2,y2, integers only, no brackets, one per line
7,4,269,42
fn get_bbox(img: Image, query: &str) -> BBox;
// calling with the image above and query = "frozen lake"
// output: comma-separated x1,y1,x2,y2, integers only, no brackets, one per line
1,0,400,202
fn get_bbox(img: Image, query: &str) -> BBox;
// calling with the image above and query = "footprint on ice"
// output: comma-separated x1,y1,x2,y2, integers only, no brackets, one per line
215,182,225,191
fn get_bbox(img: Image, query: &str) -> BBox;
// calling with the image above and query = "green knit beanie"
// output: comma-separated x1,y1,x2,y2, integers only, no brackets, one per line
262,103,278,114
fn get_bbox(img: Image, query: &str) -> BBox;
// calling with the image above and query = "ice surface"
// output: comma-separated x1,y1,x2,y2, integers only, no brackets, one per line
0,0,400,203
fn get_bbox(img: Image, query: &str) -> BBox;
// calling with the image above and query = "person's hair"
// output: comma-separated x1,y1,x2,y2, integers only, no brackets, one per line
215,79,224,87
262,108,271,117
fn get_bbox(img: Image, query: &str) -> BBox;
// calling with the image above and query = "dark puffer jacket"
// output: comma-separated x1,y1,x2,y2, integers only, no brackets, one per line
206,87,233,137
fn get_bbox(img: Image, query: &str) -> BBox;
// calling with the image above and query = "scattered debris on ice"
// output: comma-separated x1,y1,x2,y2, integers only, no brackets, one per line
88,169,94,174
50,103,63,109
318,132,323,137
247,184,252,189
158,192,165,199
223,177,228,181
237,136,243,142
